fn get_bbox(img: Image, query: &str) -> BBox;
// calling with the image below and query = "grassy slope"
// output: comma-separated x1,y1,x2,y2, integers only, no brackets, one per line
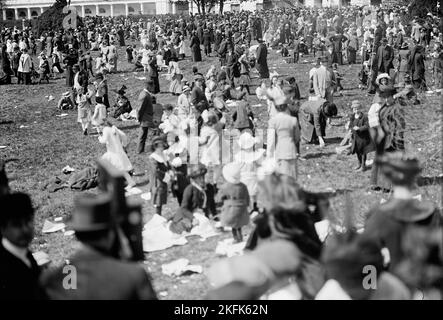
0,41,441,299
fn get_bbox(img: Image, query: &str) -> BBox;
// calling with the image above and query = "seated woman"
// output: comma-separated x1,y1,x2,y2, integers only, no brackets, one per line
169,164,217,235
111,86,133,120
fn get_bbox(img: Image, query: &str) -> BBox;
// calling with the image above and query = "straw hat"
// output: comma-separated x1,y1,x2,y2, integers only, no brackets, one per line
222,162,242,184
376,73,390,85
182,85,191,93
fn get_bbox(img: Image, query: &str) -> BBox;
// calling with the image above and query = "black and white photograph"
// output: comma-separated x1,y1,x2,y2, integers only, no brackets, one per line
0,0,442,305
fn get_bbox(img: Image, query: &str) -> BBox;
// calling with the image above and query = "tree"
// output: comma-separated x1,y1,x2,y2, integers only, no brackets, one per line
37,0,82,34
192,0,219,15
407,0,441,18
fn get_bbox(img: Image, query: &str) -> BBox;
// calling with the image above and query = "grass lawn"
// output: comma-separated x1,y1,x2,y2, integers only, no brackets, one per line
0,40,441,299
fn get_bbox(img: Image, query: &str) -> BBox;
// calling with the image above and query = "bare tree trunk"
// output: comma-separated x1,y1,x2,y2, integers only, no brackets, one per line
201,0,206,16
219,0,224,14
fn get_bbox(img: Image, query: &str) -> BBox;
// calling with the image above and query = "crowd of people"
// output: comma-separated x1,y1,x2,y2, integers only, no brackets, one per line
0,3,442,300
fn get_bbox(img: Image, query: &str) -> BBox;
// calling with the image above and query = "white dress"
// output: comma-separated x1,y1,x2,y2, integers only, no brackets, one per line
199,126,220,166
99,126,133,172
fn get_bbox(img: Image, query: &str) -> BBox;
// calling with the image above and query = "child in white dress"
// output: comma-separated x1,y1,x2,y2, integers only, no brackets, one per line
98,122,135,187
199,111,222,190
91,96,107,134
76,87,93,135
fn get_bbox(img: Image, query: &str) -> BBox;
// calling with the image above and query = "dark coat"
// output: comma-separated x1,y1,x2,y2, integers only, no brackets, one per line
137,89,154,127
349,114,373,155
299,100,327,143
376,44,395,74
40,246,157,300
363,199,441,271
0,242,46,300
180,183,217,218
190,35,202,62
255,43,269,79
217,182,250,229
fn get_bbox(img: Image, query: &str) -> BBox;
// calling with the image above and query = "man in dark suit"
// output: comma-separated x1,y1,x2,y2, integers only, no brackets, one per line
136,80,154,154
0,193,46,300
376,38,394,75
40,193,157,300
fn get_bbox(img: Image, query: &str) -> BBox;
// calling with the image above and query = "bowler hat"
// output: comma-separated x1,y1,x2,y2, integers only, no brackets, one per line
0,192,34,226
69,194,114,232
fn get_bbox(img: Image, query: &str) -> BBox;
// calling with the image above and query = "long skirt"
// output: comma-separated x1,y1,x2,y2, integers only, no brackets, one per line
256,62,269,79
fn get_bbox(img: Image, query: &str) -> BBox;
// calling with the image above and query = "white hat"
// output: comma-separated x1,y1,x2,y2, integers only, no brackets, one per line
238,132,258,150
376,73,390,85
171,157,183,168
270,71,279,79
222,162,242,184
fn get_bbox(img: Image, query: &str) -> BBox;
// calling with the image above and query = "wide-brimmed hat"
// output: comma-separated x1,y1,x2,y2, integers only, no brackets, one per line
151,136,168,151
376,152,421,185
238,132,258,150
182,85,191,93
188,163,207,179
69,194,115,232
376,73,390,85
222,162,242,184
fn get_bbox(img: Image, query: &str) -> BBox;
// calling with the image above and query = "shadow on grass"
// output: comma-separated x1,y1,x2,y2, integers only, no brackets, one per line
324,137,343,144
304,151,336,159
0,120,14,125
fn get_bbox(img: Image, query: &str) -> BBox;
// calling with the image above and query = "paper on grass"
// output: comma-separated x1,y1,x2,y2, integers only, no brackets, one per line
42,220,66,233
161,258,203,277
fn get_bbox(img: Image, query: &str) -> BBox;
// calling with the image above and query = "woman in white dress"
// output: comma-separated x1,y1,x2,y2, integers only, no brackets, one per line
98,122,135,187
76,87,93,135
266,73,285,119
177,85,191,120
199,111,222,189
168,59,183,95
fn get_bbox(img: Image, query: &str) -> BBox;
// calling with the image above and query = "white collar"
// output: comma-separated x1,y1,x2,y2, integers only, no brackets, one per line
2,237,31,268
150,152,167,163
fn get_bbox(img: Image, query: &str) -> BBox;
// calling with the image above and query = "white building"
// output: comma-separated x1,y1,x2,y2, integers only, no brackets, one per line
1,0,189,21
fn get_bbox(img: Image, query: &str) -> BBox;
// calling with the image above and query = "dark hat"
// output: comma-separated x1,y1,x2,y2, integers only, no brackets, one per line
188,163,207,179
117,85,127,95
69,194,114,232
400,42,409,50
376,152,421,185
285,76,296,83
0,192,34,226
322,102,338,118
323,233,384,300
